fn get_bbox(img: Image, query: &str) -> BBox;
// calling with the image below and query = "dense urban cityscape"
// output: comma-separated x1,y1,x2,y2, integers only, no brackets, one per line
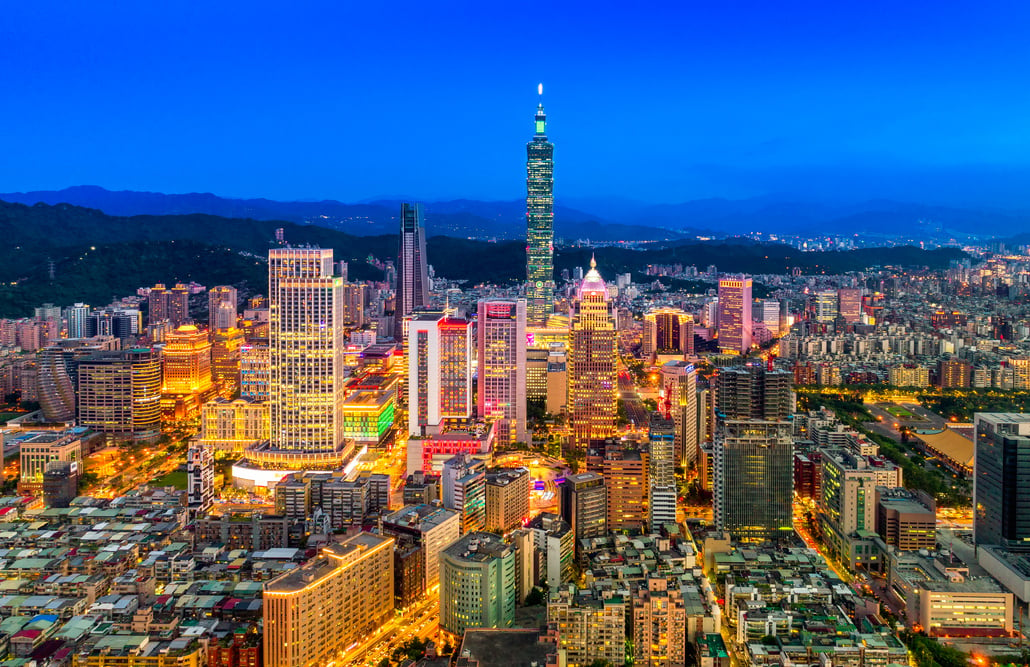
1,86,1030,667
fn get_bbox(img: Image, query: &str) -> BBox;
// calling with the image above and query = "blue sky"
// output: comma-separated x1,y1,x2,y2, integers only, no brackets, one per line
3,1,1030,205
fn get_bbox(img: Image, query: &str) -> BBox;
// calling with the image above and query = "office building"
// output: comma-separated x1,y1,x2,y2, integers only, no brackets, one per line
382,504,461,593
601,441,649,531
77,348,161,439
568,258,617,448
714,420,794,542
560,472,607,542
643,308,694,357
342,281,366,328
208,285,237,330
526,91,555,325
37,336,120,422
761,299,782,337
974,413,1030,550
527,512,575,589
160,324,215,423
649,414,677,530
408,312,473,436
477,299,528,445
443,454,487,534
439,532,517,636
814,290,838,324
196,397,269,454
263,533,394,667
18,431,82,496
876,487,936,552
660,360,699,466
210,327,244,397
716,366,793,421
267,247,346,461
395,202,430,335
717,275,752,354
485,467,531,533
838,288,862,324
938,358,972,388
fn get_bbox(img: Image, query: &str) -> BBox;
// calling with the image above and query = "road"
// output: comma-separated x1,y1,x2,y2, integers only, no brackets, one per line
343,595,440,666
618,372,650,428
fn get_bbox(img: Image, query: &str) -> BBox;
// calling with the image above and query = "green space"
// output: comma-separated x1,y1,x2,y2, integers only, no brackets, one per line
149,470,188,490
883,405,913,418
919,390,1030,422
797,389,968,507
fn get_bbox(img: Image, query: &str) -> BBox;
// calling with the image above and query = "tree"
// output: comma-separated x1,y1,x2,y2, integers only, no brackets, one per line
524,587,546,606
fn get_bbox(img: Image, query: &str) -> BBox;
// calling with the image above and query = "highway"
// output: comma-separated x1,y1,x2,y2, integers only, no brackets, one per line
341,594,440,666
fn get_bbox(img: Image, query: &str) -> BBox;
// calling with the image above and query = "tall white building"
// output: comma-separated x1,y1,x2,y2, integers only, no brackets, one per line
268,248,346,457
477,299,527,445
648,414,677,529
408,312,473,436
660,360,698,466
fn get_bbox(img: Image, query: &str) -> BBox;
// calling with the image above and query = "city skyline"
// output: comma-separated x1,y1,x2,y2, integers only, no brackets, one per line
6,3,1030,208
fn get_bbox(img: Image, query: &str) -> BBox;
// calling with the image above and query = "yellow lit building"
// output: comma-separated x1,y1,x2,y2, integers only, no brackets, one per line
72,636,204,667
195,397,270,454
568,258,617,448
160,325,215,424
77,349,162,440
643,308,694,357
263,532,395,667
210,327,245,397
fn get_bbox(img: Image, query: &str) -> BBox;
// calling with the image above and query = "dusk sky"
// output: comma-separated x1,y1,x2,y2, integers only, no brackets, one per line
5,1,1030,206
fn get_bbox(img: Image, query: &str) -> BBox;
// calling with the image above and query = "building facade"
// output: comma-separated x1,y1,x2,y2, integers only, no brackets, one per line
526,94,555,325
477,299,528,445
568,259,617,448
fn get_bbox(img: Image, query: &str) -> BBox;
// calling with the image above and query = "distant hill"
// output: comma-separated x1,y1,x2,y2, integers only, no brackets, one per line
0,200,966,317
0,185,686,242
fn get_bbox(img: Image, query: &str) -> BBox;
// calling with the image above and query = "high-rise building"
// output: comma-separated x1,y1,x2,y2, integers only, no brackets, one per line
443,454,487,534
208,285,238,331
938,358,971,388
716,366,793,421
240,343,269,402
439,532,517,636
477,299,528,445
974,413,1030,550
268,248,346,460
568,258,617,448
395,203,430,335
814,290,838,324
65,303,91,339
381,504,461,593
408,313,473,436
77,348,162,439
485,467,531,533
148,283,191,327
548,587,627,666
714,420,794,542
18,431,82,496
210,327,244,398
160,324,215,419
526,89,555,325
649,414,677,530
717,276,752,354
263,533,394,667
342,282,366,328
819,448,880,560
36,336,120,422
560,472,607,542
643,308,694,357
602,441,648,531
660,360,699,466
761,299,782,337
632,578,687,667
838,288,862,324
186,442,214,517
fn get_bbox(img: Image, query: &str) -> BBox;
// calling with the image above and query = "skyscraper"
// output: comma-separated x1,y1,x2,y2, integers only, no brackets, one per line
395,203,430,336
408,312,473,436
714,420,794,542
560,472,607,542
974,413,1030,550
838,288,862,324
160,324,215,423
568,258,617,448
814,290,838,324
268,248,346,458
77,348,162,440
715,366,793,421
717,276,752,354
660,360,699,466
526,87,555,325
477,299,528,445
208,285,238,331
65,303,91,339
648,413,678,530
643,308,694,357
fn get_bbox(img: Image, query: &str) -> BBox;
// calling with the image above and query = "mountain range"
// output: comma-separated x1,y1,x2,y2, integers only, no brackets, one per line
3,185,1030,240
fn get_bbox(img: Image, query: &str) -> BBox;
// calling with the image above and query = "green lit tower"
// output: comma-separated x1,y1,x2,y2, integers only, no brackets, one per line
526,83,554,324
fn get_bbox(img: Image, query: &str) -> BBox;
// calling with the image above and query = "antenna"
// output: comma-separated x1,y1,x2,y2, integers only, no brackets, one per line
538,82,543,96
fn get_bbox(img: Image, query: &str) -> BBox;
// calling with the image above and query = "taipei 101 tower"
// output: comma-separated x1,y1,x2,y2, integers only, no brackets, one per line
526,84,555,324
